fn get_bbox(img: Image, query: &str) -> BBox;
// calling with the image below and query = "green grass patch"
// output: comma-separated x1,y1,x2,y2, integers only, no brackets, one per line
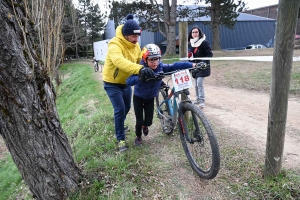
161,54,180,64
55,62,162,199
0,156,22,200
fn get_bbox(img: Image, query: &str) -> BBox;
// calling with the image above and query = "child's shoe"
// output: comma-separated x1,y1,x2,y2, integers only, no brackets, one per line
142,126,149,136
134,137,143,146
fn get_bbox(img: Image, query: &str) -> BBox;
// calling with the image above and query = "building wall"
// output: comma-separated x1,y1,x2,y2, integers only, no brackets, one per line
140,31,155,48
141,20,276,53
243,4,300,35
243,5,278,19
220,21,275,49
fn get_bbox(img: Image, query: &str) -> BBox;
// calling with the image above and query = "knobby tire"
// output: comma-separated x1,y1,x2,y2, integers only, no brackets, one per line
178,102,220,179
94,63,99,72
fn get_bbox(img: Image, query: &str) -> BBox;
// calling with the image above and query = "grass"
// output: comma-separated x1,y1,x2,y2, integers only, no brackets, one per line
0,157,23,200
0,49,300,199
55,62,159,199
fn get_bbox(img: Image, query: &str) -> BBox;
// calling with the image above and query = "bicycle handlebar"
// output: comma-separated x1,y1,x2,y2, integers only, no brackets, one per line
146,62,210,81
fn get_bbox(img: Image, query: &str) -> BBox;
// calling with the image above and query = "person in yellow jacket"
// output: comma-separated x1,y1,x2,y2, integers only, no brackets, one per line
103,14,154,152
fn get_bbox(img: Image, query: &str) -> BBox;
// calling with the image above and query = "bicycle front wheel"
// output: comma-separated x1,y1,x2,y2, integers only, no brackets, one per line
178,102,220,179
155,89,173,135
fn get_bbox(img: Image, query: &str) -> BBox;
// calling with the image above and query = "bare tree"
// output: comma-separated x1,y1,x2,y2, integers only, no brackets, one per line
29,0,64,85
63,1,82,59
109,0,180,56
0,0,81,199
70,3,81,58
204,0,246,50
153,0,178,55
264,0,300,177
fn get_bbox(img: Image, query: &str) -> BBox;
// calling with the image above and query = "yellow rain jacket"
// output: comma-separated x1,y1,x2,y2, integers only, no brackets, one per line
102,25,143,84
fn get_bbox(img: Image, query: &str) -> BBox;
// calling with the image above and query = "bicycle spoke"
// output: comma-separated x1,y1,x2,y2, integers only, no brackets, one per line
155,88,173,135
179,103,220,179
185,110,212,170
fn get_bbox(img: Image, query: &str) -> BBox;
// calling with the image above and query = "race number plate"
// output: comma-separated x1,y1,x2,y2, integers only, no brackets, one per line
172,69,193,92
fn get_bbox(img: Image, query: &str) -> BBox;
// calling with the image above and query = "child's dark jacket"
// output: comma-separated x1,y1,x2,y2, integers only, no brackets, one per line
126,60,193,99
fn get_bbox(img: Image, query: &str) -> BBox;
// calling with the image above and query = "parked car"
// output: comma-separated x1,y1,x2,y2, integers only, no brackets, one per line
295,35,300,40
245,44,267,49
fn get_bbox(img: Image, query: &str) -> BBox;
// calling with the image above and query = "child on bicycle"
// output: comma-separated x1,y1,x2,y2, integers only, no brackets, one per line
126,44,197,146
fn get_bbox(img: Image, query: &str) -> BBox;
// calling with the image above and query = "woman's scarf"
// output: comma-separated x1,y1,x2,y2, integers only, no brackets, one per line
190,34,206,47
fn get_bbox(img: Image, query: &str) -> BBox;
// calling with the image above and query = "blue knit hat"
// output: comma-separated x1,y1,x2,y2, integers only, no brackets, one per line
122,14,141,36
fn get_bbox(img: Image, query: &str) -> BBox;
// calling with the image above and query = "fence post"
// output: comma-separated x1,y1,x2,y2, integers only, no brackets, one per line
179,21,190,121
179,21,189,103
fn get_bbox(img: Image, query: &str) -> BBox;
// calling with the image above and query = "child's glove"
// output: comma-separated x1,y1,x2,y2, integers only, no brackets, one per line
139,67,155,81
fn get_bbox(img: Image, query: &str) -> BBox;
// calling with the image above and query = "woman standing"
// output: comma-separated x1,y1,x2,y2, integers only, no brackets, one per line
188,26,213,108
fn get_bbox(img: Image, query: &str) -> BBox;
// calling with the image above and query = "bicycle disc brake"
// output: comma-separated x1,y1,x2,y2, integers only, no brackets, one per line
160,117,173,134
190,130,204,144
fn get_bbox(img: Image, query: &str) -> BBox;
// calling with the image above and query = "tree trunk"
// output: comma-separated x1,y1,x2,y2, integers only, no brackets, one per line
162,0,177,56
179,21,188,58
210,0,221,50
165,25,177,56
0,0,81,199
264,0,300,177
178,21,189,104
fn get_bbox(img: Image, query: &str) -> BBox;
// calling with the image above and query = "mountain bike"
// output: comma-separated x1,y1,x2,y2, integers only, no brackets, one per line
150,63,220,179
93,58,99,72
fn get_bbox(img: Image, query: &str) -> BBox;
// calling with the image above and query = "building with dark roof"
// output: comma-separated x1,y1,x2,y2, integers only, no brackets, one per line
140,11,276,52
243,4,300,35
243,4,279,19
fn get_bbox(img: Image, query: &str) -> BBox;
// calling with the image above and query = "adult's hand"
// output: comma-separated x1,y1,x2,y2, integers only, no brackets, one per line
139,67,155,81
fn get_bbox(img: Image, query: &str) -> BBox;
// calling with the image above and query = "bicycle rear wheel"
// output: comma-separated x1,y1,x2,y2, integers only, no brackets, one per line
94,63,99,72
155,89,173,135
178,102,220,179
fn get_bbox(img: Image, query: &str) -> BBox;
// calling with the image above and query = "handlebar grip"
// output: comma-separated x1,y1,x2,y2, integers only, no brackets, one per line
145,72,165,81
146,75,165,81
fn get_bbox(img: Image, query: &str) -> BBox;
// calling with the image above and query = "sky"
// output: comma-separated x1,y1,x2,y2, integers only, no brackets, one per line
73,0,280,10
243,0,278,10
185,0,279,10
72,0,280,25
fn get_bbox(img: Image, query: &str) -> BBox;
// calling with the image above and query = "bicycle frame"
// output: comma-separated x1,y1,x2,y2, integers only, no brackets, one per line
154,64,208,133
157,82,192,129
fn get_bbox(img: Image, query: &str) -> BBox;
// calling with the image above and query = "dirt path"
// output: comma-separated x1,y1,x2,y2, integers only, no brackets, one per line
202,84,300,169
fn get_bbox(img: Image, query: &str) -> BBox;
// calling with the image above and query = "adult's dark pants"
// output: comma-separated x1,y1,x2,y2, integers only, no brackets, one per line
104,83,132,141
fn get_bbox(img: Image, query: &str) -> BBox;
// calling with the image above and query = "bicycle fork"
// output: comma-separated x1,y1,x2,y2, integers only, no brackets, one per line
177,99,203,144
